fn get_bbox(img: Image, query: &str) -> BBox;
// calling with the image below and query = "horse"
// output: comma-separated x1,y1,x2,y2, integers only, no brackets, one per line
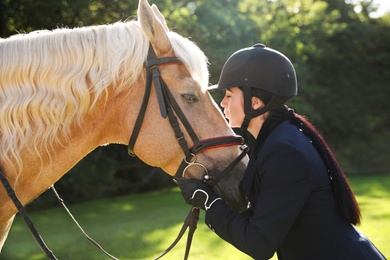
0,0,249,253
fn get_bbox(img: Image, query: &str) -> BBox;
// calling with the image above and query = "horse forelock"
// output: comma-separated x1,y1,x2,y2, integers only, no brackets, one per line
0,20,209,175
168,32,209,91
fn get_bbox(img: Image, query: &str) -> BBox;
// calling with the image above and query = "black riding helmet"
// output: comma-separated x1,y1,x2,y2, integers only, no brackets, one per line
210,43,297,139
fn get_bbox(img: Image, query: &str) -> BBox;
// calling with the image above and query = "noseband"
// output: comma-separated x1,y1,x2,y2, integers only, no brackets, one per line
128,44,248,186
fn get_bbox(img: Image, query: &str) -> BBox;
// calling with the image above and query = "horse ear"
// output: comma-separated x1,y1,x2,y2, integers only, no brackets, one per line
138,0,171,54
151,4,169,32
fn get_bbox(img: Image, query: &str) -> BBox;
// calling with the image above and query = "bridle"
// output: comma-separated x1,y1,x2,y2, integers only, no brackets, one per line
128,44,249,260
0,44,248,260
128,44,248,186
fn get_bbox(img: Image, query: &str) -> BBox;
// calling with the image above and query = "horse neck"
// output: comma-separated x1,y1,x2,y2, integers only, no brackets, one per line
0,85,138,225
0,216,15,252
0,122,102,224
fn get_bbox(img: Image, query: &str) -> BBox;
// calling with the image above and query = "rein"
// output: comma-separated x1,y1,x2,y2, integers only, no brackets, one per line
0,166,118,260
0,44,248,260
0,167,57,260
128,44,248,259
0,167,198,260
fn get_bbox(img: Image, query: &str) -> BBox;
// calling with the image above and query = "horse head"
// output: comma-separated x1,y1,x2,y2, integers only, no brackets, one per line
126,0,249,212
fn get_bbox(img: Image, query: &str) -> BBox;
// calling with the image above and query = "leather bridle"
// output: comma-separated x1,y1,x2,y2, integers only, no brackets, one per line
129,44,249,260
128,44,248,186
0,44,248,260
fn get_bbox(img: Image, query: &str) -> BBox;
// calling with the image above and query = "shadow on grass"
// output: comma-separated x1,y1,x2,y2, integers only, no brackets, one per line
349,174,390,198
1,188,199,260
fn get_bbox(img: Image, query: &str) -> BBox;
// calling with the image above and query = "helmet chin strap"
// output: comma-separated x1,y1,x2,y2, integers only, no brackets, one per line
240,88,274,142
240,116,252,142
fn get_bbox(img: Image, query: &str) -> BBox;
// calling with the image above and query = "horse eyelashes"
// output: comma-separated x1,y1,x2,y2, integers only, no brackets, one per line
181,93,198,103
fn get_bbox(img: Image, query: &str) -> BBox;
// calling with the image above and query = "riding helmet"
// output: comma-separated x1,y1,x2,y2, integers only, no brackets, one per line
213,43,297,101
211,43,298,138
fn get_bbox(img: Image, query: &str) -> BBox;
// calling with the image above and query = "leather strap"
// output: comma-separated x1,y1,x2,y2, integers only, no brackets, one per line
51,185,119,260
153,207,200,260
0,167,58,260
128,45,181,156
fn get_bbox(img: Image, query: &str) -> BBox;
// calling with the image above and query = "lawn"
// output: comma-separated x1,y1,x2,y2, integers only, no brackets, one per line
1,175,389,259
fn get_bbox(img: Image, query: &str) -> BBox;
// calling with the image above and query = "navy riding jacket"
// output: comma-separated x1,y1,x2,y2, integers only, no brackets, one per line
205,119,385,260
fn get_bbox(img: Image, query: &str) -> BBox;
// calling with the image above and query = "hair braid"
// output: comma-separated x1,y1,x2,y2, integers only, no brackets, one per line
289,112,361,225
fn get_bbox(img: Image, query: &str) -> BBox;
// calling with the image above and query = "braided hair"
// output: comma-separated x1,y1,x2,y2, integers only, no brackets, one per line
259,106,361,225
288,110,361,225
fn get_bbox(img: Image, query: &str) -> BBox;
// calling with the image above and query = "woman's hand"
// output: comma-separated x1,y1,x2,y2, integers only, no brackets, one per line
176,178,222,211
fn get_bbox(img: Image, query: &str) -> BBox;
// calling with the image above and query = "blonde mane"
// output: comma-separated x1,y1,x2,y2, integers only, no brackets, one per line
0,20,209,173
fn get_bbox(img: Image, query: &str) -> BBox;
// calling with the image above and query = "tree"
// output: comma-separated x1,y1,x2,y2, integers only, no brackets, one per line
1,0,138,37
254,0,390,172
1,0,389,205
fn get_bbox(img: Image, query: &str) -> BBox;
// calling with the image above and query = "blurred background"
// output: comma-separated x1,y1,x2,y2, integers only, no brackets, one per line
1,0,389,207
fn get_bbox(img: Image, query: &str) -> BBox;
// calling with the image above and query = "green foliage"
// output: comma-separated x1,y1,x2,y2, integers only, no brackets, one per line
2,175,389,259
301,14,390,173
1,0,138,35
29,145,174,209
0,0,389,203
159,0,260,82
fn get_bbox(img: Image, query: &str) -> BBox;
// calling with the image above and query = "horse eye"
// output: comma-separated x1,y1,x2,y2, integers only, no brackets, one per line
181,93,198,103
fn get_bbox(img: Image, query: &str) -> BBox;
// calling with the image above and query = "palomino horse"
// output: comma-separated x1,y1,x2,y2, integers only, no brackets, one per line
0,0,249,253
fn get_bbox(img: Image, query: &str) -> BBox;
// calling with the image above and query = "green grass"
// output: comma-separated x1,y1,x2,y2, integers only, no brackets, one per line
349,175,390,258
1,175,389,259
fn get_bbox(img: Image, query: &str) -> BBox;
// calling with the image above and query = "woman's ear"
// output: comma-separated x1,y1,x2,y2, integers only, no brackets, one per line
251,96,264,110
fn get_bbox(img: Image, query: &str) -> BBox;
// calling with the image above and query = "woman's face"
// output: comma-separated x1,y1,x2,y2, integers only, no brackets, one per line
220,87,245,128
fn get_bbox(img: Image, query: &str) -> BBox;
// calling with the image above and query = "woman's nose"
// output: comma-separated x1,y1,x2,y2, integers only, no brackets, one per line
220,97,227,108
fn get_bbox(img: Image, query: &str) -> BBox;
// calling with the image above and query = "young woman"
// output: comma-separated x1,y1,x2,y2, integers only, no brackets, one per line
177,44,385,259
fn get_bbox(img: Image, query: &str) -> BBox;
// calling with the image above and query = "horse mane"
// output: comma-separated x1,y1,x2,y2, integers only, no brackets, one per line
0,20,209,173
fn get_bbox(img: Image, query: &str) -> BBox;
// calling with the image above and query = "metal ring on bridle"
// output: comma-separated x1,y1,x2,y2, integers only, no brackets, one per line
182,161,209,179
184,153,197,164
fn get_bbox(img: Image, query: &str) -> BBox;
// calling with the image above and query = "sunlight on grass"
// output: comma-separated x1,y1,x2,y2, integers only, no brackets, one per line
141,218,252,260
120,204,134,211
350,175,390,258
1,175,388,259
